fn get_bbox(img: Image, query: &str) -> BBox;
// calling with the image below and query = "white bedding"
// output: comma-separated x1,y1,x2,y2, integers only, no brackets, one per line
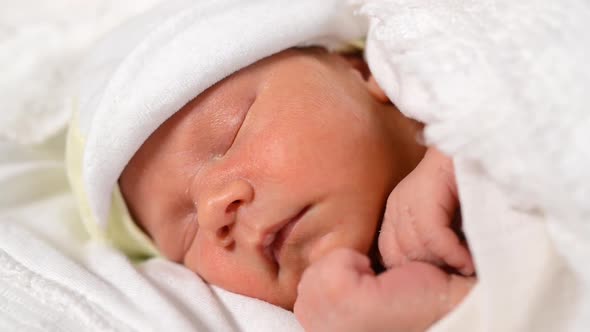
364,0,590,330
2,0,590,331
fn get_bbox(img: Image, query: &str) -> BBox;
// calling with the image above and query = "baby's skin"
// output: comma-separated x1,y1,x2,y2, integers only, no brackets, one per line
119,47,475,330
294,148,476,332
120,47,426,309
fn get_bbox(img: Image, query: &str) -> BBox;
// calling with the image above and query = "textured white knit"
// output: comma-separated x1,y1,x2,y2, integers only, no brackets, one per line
0,0,161,144
0,222,299,332
362,0,590,330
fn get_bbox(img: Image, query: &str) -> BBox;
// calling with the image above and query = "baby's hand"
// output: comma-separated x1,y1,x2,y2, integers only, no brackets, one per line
294,248,475,332
379,147,474,275
294,248,375,332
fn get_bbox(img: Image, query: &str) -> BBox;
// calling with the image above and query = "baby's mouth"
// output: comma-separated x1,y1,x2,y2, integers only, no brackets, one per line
262,205,310,265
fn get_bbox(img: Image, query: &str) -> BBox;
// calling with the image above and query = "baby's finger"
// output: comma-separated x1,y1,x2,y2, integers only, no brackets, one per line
315,247,374,279
387,148,475,275
378,208,407,268
413,152,474,275
413,150,474,275
417,221,475,275
298,248,373,298
295,249,376,331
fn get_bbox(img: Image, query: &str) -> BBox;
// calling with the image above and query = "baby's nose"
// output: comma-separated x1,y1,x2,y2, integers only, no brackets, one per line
197,179,254,247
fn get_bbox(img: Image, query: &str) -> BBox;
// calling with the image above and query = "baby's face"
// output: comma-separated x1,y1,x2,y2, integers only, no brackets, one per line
120,48,423,309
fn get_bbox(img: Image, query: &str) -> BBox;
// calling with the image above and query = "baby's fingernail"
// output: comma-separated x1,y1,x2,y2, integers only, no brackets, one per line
461,265,475,276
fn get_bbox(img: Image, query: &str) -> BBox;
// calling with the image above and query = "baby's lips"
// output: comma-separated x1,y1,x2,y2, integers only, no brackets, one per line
263,204,310,265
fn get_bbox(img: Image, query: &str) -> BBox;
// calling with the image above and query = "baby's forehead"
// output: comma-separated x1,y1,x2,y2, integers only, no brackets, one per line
129,46,366,172
181,48,324,107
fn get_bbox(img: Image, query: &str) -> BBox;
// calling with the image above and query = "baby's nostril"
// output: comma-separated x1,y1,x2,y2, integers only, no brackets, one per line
226,200,241,213
217,225,231,238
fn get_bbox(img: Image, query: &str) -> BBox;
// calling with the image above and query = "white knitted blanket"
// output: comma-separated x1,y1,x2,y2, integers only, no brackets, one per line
363,0,590,330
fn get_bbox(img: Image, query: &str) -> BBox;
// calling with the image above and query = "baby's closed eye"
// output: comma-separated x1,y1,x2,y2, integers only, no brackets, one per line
214,95,255,157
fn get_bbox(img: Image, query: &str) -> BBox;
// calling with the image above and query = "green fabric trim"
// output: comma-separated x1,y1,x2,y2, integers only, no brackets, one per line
66,108,160,261
335,37,366,54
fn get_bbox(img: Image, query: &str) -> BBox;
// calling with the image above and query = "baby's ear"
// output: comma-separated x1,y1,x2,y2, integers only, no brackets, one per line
341,54,389,104
366,75,389,104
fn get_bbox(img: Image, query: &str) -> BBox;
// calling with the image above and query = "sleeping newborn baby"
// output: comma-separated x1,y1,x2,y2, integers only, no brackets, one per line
68,1,474,331
118,47,475,331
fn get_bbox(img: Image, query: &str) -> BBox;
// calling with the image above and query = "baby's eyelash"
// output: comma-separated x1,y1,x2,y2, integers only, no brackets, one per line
224,96,255,154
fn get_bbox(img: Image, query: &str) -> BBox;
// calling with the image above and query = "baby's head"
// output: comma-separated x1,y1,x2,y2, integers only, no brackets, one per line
118,47,424,309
